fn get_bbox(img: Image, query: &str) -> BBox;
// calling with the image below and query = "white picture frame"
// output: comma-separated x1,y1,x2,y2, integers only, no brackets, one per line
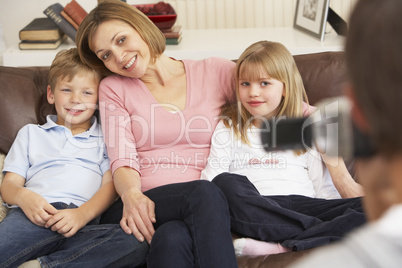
294,0,330,42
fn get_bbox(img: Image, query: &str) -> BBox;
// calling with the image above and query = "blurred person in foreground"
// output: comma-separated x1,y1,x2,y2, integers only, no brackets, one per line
291,0,402,267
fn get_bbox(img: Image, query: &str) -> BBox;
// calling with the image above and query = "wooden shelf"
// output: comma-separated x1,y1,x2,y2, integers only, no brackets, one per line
3,27,345,67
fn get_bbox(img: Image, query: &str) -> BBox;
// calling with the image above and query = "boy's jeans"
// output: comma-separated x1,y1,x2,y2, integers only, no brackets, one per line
0,202,149,268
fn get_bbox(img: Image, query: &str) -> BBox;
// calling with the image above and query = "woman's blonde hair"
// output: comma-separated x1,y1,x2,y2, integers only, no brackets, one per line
221,41,308,144
76,0,166,77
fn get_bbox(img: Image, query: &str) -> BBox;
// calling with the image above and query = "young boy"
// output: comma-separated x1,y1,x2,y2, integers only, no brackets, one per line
0,48,148,268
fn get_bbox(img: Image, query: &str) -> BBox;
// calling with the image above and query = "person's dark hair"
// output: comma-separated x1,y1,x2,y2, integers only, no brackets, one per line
345,0,402,154
76,0,166,77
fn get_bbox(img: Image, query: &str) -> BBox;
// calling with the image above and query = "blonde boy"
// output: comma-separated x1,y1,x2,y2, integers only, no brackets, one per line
0,48,148,268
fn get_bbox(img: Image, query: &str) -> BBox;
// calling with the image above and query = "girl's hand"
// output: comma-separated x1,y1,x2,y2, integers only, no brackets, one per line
18,189,58,227
120,188,156,244
45,208,87,237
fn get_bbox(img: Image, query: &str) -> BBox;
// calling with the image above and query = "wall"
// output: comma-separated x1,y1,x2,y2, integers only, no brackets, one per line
170,0,357,29
0,0,357,49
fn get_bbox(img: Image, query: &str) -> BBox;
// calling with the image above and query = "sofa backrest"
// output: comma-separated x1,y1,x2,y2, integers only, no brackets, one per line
0,66,54,154
0,51,347,155
294,51,348,105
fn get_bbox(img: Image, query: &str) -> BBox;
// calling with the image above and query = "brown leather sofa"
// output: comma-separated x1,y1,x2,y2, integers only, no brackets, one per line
0,51,349,267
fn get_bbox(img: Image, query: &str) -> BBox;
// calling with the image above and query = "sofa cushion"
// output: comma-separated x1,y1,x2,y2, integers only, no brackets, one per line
0,66,54,155
294,52,347,105
0,51,350,268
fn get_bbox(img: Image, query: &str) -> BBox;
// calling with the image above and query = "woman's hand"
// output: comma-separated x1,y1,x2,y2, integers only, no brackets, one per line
113,167,156,243
45,208,87,237
321,155,364,198
120,188,156,244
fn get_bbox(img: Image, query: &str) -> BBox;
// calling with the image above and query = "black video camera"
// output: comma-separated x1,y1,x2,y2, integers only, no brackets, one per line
260,97,376,159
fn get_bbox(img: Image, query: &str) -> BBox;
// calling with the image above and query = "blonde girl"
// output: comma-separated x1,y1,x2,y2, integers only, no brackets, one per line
222,40,310,141
201,41,365,256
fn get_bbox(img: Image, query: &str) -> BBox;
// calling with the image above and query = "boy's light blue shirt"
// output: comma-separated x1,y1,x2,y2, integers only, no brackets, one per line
3,115,110,207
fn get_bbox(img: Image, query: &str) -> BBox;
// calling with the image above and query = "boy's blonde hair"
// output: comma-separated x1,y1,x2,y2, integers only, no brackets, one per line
76,0,166,77
221,41,308,145
48,47,102,92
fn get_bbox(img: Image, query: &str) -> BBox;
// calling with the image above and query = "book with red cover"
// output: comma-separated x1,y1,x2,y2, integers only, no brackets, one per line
61,10,79,30
63,0,88,26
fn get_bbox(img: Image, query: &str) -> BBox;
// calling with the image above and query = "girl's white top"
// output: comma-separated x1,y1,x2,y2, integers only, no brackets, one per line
201,121,340,199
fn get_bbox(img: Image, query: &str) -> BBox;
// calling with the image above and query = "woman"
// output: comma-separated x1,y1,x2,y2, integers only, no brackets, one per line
76,1,237,267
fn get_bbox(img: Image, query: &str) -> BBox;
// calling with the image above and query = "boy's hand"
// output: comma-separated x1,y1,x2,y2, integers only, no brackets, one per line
18,189,58,227
1,172,57,227
45,208,87,238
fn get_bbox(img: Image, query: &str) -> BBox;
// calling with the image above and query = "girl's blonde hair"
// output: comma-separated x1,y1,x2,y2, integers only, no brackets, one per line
221,41,309,144
76,0,166,77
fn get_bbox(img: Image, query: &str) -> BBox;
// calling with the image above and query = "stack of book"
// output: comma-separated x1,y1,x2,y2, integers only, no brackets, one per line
60,0,88,30
162,25,182,45
18,17,67,50
43,0,87,42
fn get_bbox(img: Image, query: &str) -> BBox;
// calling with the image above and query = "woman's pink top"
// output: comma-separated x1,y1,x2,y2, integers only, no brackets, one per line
99,57,235,192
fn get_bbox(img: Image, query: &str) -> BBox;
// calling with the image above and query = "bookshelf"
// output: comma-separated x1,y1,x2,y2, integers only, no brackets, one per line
3,27,345,67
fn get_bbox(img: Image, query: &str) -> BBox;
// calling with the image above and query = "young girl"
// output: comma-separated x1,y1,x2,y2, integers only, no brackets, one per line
201,41,366,256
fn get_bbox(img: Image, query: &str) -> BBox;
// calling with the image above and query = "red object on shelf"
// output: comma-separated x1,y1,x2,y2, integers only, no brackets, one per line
133,2,177,29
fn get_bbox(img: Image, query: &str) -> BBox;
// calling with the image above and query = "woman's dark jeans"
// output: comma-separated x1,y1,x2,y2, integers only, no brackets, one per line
101,180,238,268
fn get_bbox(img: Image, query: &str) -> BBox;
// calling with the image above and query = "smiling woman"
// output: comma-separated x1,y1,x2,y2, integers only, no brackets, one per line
91,19,152,78
76,1,238,267
77,2,165,77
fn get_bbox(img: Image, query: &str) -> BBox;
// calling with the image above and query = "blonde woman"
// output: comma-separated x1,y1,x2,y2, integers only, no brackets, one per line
76,1,238,267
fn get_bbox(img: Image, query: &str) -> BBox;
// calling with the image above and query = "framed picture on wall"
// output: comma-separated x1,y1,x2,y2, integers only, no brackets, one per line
294,0,330,42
